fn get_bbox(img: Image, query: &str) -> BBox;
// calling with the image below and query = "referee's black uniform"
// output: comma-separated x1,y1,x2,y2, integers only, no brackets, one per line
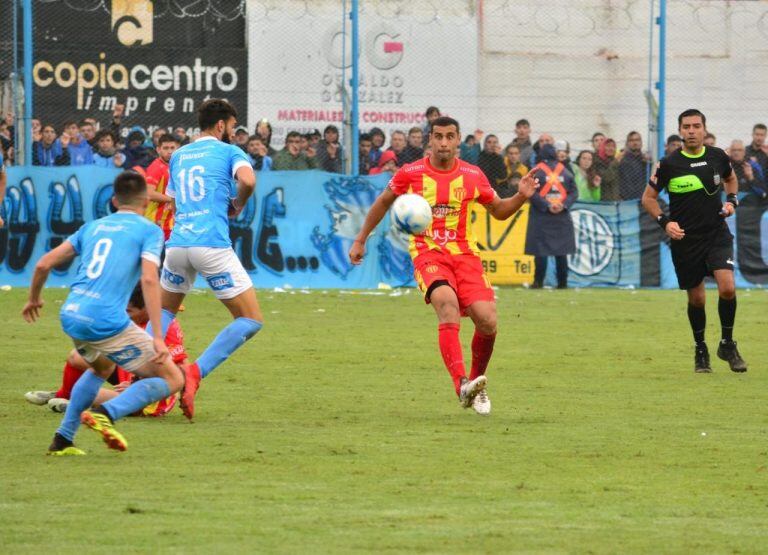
649,146,734,290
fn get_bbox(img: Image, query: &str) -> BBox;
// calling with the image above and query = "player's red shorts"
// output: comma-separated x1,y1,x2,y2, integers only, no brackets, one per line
413,250,494,314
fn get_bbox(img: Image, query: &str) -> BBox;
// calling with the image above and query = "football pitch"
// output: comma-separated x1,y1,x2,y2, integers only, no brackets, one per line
1,286,766,553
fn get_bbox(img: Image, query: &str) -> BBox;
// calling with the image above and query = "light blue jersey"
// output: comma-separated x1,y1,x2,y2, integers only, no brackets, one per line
166,136,251,248
60,211,164,341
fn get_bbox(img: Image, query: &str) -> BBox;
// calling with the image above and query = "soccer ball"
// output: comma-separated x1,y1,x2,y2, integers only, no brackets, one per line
392,194,433,235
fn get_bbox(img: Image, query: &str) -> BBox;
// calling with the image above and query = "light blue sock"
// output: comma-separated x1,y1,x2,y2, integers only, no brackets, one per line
101,377,171,421
145,309,176,339
56,371,105,441
197,318,262,378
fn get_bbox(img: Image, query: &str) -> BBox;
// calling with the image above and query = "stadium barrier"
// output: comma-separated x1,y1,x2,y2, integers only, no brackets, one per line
1,167,767,289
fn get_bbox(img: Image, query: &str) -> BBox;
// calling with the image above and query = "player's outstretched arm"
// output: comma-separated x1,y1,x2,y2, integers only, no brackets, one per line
231,166,257,217
140,258,170,363
486,168,540,220
22,241,77,322
349,187,397,265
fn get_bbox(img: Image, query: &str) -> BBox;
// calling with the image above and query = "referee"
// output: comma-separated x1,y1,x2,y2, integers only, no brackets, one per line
642,109,747,373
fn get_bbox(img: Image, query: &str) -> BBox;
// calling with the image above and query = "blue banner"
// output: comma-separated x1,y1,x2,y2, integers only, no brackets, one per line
2,167,767,289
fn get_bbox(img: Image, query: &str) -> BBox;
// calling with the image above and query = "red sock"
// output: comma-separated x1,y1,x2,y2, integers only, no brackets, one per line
470,331,496,380
55,362,85,400
438,323,466,395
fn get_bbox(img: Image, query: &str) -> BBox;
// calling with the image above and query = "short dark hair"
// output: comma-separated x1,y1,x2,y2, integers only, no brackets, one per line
93,129,114,143
42,123,56,133
704,132,716,140
78,119,93,128
285,131,301,141
753,123,767,132
627,130,641,140
158,133,180,146
128,283,145,310
425,106,441,117
248,134,262,143
408,127,422,136
429,116,460,135
516,119,530,127
666,134,682,144
197,99,238,130
62,120,77,131
324,125,339,135
114,171,147,205
678,109,706,128
359,133,372,143
592,132,606,140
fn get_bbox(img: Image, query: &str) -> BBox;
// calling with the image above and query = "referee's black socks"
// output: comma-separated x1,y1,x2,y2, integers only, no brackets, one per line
718,296,736,342
687,304,707,346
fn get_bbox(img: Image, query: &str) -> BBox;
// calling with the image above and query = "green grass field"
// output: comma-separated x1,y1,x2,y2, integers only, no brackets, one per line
1,286,766,554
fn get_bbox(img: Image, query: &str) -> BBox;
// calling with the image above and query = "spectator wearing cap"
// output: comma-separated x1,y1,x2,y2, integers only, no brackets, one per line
512,119,533,165
422,106,441,146
530,133,554,166
92,130,125,168
316,125,344,173
33,123,70,166
460,131,481,164
359,133,373,175
122,128,153,169
399,127,424,165
554,140,573,169
594,138,619,200
272,131,319,171
704,132,716,147
573,150,601,202
246,135,272,172
478,134,507,186
617,131,651,200
665,134,683,156
388,131,407,166
525,143,578,289
729,139,767,199
61,120,94,166
369,150,398,175
234,126,250,152
369,127,386,167
256,119,278,157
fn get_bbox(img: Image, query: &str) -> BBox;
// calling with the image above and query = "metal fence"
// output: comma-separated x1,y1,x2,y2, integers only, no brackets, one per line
2,0,768,185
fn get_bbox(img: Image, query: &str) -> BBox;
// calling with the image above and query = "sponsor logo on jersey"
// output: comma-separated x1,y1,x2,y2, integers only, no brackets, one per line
425,264,439,274
432,204,461,218
452,187,466,202
689,161,708,168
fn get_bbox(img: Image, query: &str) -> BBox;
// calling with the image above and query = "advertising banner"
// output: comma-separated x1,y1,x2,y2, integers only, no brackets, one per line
2,168,767,291
29,1,247,133
247,2,478,145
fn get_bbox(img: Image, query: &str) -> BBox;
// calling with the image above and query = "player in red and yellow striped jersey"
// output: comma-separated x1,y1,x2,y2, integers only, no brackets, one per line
144,134,181,241
349,117,539,415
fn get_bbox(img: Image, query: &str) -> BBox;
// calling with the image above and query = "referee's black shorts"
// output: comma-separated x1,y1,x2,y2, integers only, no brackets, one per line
670,224,734,290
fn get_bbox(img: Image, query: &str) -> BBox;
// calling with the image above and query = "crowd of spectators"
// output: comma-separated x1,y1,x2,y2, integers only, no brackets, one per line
1,103,767,203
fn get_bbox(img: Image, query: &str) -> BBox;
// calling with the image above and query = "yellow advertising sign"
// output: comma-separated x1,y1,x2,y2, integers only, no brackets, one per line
471,203,535,285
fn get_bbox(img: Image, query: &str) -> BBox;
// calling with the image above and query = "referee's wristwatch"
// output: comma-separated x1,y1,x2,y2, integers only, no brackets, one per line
656,214,670,229
726,193,739,209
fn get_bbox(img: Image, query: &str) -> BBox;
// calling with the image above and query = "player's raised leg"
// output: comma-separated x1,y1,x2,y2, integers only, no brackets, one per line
466,301,497,415
713,269,746,372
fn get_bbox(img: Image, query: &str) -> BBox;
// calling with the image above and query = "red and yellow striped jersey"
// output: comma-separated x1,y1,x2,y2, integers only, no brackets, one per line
388,157,497,258
144,158,174,240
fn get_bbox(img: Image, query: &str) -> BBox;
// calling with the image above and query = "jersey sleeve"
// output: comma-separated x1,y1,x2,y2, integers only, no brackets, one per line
66,223,86,254
164,320,187,364
475,170,497,205
387,167,411,196
649,160,667,192
141,224,164,267
230,145,252,179
719,149,733,179
144,161,163,188
165,154,177,198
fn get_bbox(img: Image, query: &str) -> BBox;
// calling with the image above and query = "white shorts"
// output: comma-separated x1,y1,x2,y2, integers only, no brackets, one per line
73,322,155,374
161,246,253,300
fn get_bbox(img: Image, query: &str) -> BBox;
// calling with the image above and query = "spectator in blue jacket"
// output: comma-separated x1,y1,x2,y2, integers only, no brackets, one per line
33,124,70,166
369,127,386,167
61,120,93,166
246,135,272,172
122,128,154,169
729,139,767,199
460,132,481,164
92,130,125,168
